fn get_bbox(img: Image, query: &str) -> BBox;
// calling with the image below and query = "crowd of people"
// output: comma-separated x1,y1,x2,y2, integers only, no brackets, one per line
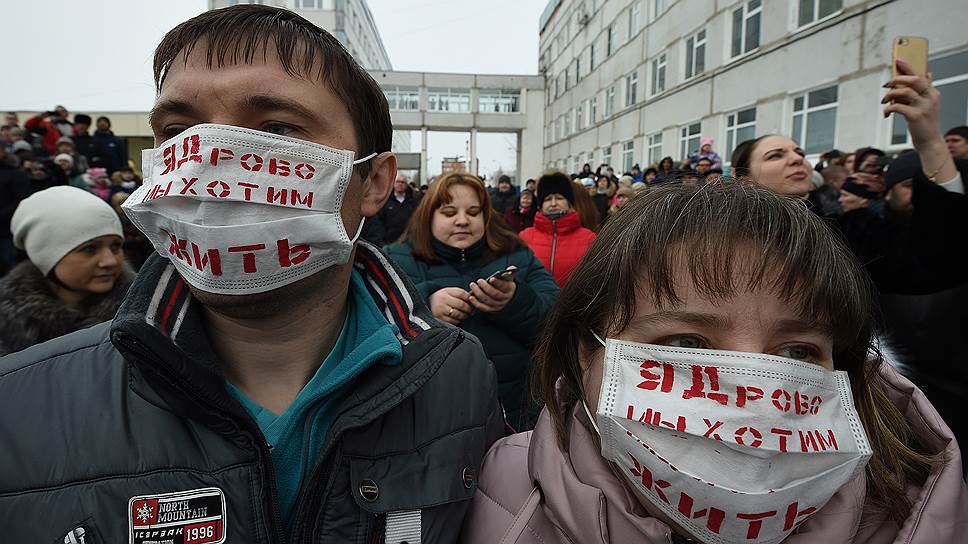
0,4,966,543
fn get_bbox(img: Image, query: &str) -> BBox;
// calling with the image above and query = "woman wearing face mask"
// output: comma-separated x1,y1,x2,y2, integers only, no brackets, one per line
0,186,133,355
520,172,597,287
385,173,559,431
460,181,967,544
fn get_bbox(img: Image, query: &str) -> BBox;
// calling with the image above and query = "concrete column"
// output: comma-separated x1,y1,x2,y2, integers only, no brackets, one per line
420,127,428,185
469,128,478,176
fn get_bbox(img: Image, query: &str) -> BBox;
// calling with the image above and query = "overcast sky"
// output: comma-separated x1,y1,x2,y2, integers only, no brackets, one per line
3,0,546,178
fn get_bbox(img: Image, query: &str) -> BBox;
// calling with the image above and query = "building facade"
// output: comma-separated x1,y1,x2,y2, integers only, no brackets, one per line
539,0,968,174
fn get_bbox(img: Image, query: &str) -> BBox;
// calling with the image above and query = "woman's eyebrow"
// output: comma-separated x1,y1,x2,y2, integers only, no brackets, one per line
630,311,730,330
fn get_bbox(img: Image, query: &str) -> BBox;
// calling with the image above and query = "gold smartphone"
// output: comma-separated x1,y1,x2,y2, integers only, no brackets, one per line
892,36,929,77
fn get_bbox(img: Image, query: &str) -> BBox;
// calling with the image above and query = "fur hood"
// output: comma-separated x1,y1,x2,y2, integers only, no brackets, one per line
0,260,134,356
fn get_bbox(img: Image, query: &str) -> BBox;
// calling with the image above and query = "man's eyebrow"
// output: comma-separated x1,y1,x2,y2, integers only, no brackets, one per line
240,94,322,126
149,99,199,129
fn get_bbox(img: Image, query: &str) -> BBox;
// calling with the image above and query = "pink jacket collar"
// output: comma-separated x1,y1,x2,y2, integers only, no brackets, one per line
526,364,967,543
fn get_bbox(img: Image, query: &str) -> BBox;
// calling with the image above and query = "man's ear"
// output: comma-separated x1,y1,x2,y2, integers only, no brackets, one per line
360,152,396,218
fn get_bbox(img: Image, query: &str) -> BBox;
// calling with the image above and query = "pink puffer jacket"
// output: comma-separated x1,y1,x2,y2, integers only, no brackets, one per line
460,365,968,543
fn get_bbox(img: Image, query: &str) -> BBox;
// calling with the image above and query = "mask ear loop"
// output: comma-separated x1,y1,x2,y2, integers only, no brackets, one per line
346,151,380,243
581,327,607,438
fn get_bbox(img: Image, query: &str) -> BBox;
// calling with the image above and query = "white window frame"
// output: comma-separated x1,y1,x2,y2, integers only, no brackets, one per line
791,84,839,155
478,89,521,113
684,28,707,80
590,42,597,70
624,71,639,107
650,52,667,96
384,86,420,112
795,0,843,29
730,0,761,59
622,140,635,172
647,132,663,165
651,0,671,22
577,103,584,131
629,2,642,37
427,88,470,113
606,25,615,56
565,108,573,136
891,49,968,147
604,86,616,118
724,107,757,163
679,121,702,159
590,96,598,124
602,145,612,168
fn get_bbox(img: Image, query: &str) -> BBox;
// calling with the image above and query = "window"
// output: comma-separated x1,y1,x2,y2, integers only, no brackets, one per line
590,96,598,123
576,57,582,81
427,88,470,112
546,124,553,144
791,85,838,154
731,0,761,58
629,2,642,37
625,71,639,107
652,0,670,20
892,49,968,145
604,87,616,118
590,42,597,70
725,107,757,160
622,141,635,172
650,52,667,95
797,0,842,27
679,122,702,159
478,89,521,113
573,155,581,175
685,29,706,79
602,145,612,168
384,86,420,111
606,25,615,56
565,109,573,136
576,103,584,130
647,132,663,164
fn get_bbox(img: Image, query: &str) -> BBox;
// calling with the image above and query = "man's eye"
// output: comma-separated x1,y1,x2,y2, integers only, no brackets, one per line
161,126,188,139
262,123,295,136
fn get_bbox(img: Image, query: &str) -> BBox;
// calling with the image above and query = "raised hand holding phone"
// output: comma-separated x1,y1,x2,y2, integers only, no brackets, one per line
469,266,517,314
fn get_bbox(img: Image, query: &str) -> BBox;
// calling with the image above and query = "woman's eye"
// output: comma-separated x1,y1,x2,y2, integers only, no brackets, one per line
80,246,98,254
775,345,817,361
661,335,705,349
262,123,295,136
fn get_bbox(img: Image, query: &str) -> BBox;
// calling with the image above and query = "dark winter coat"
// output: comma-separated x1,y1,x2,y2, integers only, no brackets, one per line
520,211,597,287
0,160,31,239
491,189,517,215
0,243,503,543
71,132,106,168
0,260,134,355
384,239,559,431
93,129,127,172
378,189,420,244
503,203,535,233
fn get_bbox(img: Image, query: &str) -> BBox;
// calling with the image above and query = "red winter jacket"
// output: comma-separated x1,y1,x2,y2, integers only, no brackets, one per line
24,115,61,155
520,210,596,287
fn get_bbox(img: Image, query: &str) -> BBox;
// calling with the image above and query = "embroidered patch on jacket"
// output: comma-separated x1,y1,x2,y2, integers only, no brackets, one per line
128,487,226,544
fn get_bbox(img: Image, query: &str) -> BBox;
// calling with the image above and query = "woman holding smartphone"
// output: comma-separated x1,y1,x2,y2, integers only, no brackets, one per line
385,173,559,431
460,180,967,543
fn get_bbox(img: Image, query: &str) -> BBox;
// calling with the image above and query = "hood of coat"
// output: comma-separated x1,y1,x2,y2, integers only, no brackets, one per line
0,259,134,355
525,364,966,543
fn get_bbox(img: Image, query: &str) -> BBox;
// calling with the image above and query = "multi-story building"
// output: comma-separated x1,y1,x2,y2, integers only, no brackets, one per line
210,0,410,152
538,0,968,174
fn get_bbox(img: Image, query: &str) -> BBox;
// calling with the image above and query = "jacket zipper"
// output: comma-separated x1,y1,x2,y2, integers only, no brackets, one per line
460,247,466,263
117,336,288,544
290,328,467,542
549,219,558,277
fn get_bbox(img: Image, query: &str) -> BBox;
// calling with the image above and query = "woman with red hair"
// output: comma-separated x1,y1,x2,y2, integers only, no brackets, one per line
385,173,559,431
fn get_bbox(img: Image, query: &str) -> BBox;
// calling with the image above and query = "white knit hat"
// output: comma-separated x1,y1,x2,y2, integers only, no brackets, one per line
11,186,124,275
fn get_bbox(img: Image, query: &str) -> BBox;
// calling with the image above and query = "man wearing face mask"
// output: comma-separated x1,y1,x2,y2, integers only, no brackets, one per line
0,6,502,543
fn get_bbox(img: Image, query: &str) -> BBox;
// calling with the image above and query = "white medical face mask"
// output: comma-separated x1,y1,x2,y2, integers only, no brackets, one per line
123,124,377,295
583,333,872,544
